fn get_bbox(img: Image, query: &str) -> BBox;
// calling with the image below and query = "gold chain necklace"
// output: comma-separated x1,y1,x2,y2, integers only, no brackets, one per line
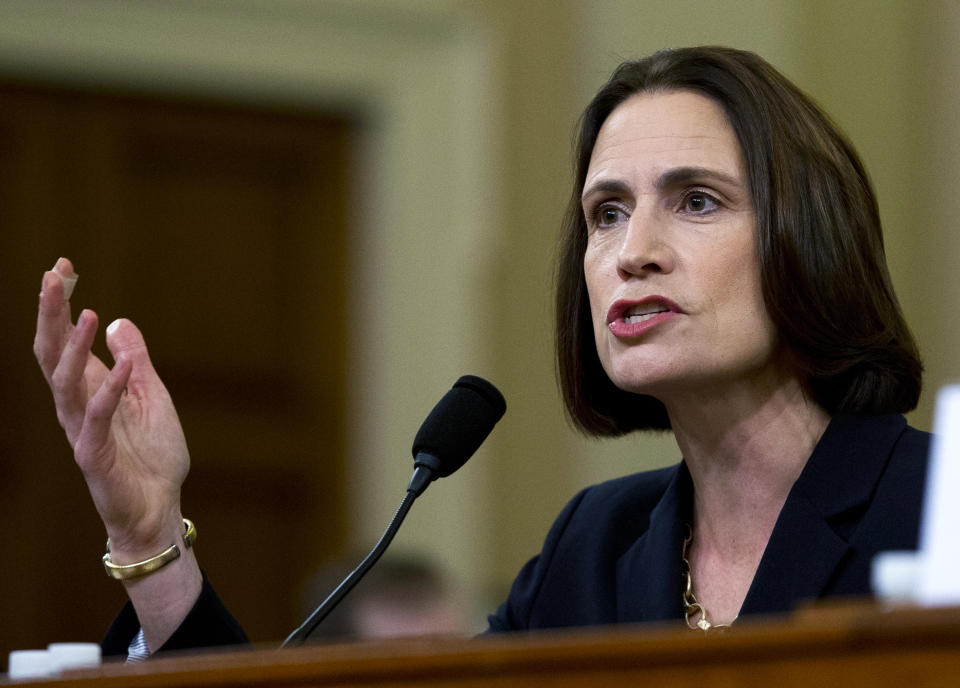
681,524,735,631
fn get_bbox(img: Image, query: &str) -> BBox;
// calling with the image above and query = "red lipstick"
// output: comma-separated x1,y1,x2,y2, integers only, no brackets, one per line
606,297,681,339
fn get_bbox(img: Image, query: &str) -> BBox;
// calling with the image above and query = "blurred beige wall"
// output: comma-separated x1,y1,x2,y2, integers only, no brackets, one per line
1,0,957,629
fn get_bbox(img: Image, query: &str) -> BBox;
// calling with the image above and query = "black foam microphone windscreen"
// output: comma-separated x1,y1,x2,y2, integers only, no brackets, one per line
411,375,506,478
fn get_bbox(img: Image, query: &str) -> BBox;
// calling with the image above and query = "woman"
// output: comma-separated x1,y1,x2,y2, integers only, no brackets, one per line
489,47,926,632
34,47,927,654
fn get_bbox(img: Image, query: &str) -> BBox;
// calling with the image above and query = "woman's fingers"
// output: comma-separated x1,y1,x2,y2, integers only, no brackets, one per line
35,258,113,444
49,309,100,443
35,258,80,377
105,318,164,397
76,355,133,476
34,269,73,381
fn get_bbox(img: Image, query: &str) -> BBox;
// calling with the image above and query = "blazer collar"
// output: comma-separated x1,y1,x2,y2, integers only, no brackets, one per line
614,414,908,623
741,413,908,615
615,462,690,624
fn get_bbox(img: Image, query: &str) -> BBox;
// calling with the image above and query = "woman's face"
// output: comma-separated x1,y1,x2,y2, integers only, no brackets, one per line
582,90,778,401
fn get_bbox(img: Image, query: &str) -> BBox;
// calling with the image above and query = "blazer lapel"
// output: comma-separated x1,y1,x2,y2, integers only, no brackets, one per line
615,463,692,623
741,414,908,616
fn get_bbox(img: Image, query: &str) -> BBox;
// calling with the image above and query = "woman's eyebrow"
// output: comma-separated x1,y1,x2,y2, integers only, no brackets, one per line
581,179,631,204
655,166,741,191
581,167,743,204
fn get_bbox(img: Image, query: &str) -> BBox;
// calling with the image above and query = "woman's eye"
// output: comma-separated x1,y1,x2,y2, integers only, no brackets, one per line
681,192,719,214
594,205,627,228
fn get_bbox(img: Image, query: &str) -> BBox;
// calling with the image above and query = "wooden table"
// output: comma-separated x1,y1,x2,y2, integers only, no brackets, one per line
7,604,960,687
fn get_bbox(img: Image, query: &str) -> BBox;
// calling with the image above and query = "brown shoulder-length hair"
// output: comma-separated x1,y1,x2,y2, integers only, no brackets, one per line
557,46,922,435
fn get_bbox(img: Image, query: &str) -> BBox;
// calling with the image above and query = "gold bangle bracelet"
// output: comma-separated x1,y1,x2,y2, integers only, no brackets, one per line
102,519,196,581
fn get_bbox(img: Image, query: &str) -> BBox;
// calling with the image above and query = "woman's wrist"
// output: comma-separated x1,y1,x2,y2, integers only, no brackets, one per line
102,510,188,566
120,533,203,653
103,519,196,580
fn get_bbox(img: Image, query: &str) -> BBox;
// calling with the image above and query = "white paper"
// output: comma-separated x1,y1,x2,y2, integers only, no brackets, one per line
917,384,960,605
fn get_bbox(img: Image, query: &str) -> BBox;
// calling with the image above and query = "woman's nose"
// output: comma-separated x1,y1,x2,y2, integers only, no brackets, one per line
616,212,674,277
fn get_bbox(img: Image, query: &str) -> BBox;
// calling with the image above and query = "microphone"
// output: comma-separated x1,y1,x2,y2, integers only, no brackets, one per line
407,375,506,496
281,375,506,647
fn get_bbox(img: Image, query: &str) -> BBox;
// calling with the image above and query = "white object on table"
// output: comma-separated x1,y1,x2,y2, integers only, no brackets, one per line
917,384,960,606
7,649,56,680
47,642,101,672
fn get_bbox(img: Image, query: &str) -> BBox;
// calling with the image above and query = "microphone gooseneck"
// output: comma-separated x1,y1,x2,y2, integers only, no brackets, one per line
281,375,505,648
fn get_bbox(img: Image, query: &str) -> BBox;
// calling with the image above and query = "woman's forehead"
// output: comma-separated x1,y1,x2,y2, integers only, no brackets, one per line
585,90,746,190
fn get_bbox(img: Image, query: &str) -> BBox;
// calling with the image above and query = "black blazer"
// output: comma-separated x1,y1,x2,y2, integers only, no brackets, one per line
104,414,928,654
487,414,929,631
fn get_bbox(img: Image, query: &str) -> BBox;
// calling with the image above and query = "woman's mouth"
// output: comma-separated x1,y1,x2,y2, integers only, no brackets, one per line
607,298,680,338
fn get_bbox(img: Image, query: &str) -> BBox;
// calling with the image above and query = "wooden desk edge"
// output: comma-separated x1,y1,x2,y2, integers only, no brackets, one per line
11,603,960,687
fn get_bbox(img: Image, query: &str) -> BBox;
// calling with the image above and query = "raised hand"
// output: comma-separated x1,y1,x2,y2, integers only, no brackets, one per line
34,258,201,651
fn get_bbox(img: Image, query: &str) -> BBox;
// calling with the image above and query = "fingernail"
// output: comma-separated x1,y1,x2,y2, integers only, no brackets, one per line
106,319,121,336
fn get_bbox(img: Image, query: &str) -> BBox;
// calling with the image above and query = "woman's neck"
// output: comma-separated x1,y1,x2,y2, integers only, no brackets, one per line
662,372,830,626
665,371,830,548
